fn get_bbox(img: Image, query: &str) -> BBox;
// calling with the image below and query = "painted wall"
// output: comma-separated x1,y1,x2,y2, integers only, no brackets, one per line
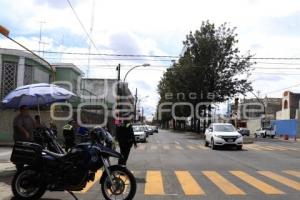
271,119,299,137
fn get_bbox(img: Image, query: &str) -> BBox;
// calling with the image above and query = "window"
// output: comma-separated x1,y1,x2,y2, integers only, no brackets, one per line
284,100,288,109
1,61,18,99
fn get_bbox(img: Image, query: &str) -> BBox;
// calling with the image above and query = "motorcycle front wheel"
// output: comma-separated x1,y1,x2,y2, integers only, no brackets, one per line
101,166,136,200
12,167,46,200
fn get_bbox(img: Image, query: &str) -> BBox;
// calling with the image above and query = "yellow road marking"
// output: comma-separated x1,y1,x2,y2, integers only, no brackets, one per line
175,145,183,150
163,145,170,150
283,170,300,178
259,171,300,191
258,146,275,151
203,171,245,195
79,170,103,193
175,171,205,195
145,171,165,195
245,146,262,151
138,145,146,150
187,145,197,150
230,171,285,194
197,145,208,150
267,146,287,150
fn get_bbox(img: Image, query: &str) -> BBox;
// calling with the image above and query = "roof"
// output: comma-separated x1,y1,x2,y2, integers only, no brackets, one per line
52,63,84,75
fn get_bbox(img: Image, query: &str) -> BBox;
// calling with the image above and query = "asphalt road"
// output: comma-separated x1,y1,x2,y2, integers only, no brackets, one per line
1,129,300,200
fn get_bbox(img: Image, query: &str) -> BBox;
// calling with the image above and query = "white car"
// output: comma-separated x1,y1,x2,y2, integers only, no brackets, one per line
254,127,275,138
204,123,243,150
132,125,147,143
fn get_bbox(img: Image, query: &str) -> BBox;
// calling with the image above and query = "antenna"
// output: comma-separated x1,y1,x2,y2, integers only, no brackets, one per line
38,21,46,56
87,0,96,78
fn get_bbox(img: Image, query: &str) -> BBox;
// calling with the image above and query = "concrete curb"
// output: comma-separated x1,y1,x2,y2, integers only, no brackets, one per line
0,143,13,147
0,163,16,178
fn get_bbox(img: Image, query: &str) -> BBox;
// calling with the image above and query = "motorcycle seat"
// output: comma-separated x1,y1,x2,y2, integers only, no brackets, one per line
43,150,66,159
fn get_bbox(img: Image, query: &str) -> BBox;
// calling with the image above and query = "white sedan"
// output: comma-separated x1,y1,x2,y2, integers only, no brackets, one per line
204,123,243,150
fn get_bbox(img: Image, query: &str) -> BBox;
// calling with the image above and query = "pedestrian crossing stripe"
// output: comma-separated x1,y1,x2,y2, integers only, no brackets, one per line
202,171,245,195
78,170,300,195
258,171,300,191
283,170,300,178
144,171,165,195
135,144,299,151
175,171,205,195
230,171,285,194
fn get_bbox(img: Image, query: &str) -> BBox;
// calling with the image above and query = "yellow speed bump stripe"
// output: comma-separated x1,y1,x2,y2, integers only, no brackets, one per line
145,171,165,195
258,171,300,191
79,170,103,193
203,171,245,195
230,171,285,194
283,170,300,178
175,171,205,195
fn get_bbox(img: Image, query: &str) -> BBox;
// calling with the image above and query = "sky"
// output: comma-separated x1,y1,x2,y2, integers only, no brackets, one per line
1,0,300,118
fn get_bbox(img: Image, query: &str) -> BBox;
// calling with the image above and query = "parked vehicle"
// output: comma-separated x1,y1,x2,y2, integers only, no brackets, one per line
152,126,159,133
10,127,136,200
204,123,243,150
254,127,275,138
132,125,147,142
144,125,154,135
237,127,250,136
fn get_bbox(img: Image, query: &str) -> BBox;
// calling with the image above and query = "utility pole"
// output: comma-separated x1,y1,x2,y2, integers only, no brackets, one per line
134,88,138,122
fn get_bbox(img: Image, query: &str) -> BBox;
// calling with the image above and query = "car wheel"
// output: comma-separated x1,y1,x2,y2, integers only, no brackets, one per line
237,145,243,151
263,133,267,138
211,139,216,150
271,135,274,139
254,133,257,138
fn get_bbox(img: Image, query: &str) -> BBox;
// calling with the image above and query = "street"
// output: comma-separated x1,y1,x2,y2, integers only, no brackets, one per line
0,129,300,200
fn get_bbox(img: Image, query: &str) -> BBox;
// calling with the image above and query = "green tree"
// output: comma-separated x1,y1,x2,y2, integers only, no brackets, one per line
157,21,253,132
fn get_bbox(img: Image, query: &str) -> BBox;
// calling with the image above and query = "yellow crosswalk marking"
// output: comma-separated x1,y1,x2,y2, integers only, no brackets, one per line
187,145,197,150
163,145,170,150
259,171,300,191
175,171,205,195
283,170,300,178
145,171,165,195
79,170,102,193
267,146,287,150
138,145,146,150
245,146,262,151
175,145,183,150
230,171,285,194
197,145,208,150
203,171,245,195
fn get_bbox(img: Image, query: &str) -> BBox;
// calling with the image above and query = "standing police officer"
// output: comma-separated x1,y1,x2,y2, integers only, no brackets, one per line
116,119,137,165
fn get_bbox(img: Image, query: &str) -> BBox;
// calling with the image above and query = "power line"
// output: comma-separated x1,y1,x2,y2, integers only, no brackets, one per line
66,0,109,65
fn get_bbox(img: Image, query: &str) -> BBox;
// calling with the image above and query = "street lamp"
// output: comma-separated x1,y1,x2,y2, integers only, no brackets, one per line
0,25,55,80
123,63,150,82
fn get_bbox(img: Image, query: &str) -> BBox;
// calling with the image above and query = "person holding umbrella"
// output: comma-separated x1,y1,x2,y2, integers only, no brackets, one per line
13,105,35,142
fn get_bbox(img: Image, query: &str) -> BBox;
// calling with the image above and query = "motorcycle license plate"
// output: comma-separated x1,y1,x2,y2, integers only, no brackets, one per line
228,139,233,142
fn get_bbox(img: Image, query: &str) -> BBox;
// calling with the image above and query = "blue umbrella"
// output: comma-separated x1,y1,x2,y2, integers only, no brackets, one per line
1,83,77,110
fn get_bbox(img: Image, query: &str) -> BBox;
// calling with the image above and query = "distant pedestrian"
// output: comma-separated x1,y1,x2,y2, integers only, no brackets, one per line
13,105,35,142
63,120,76,152
116,118,137,165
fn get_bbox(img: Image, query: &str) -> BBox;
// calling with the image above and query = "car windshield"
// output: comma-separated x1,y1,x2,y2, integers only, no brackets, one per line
214,125,235,132
133,126,144,132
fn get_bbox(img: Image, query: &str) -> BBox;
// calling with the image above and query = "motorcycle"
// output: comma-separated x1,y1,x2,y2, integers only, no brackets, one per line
10,127,137,200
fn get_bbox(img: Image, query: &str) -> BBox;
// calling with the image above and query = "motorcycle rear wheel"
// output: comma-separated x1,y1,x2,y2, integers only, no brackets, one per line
12,167,46,200
101,166,136,200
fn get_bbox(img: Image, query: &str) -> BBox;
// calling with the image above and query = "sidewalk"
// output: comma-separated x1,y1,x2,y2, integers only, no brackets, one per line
0,163,14,200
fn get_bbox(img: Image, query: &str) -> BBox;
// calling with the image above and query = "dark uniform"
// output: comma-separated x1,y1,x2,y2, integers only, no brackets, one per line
116,122,137,165
63,123,75,152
